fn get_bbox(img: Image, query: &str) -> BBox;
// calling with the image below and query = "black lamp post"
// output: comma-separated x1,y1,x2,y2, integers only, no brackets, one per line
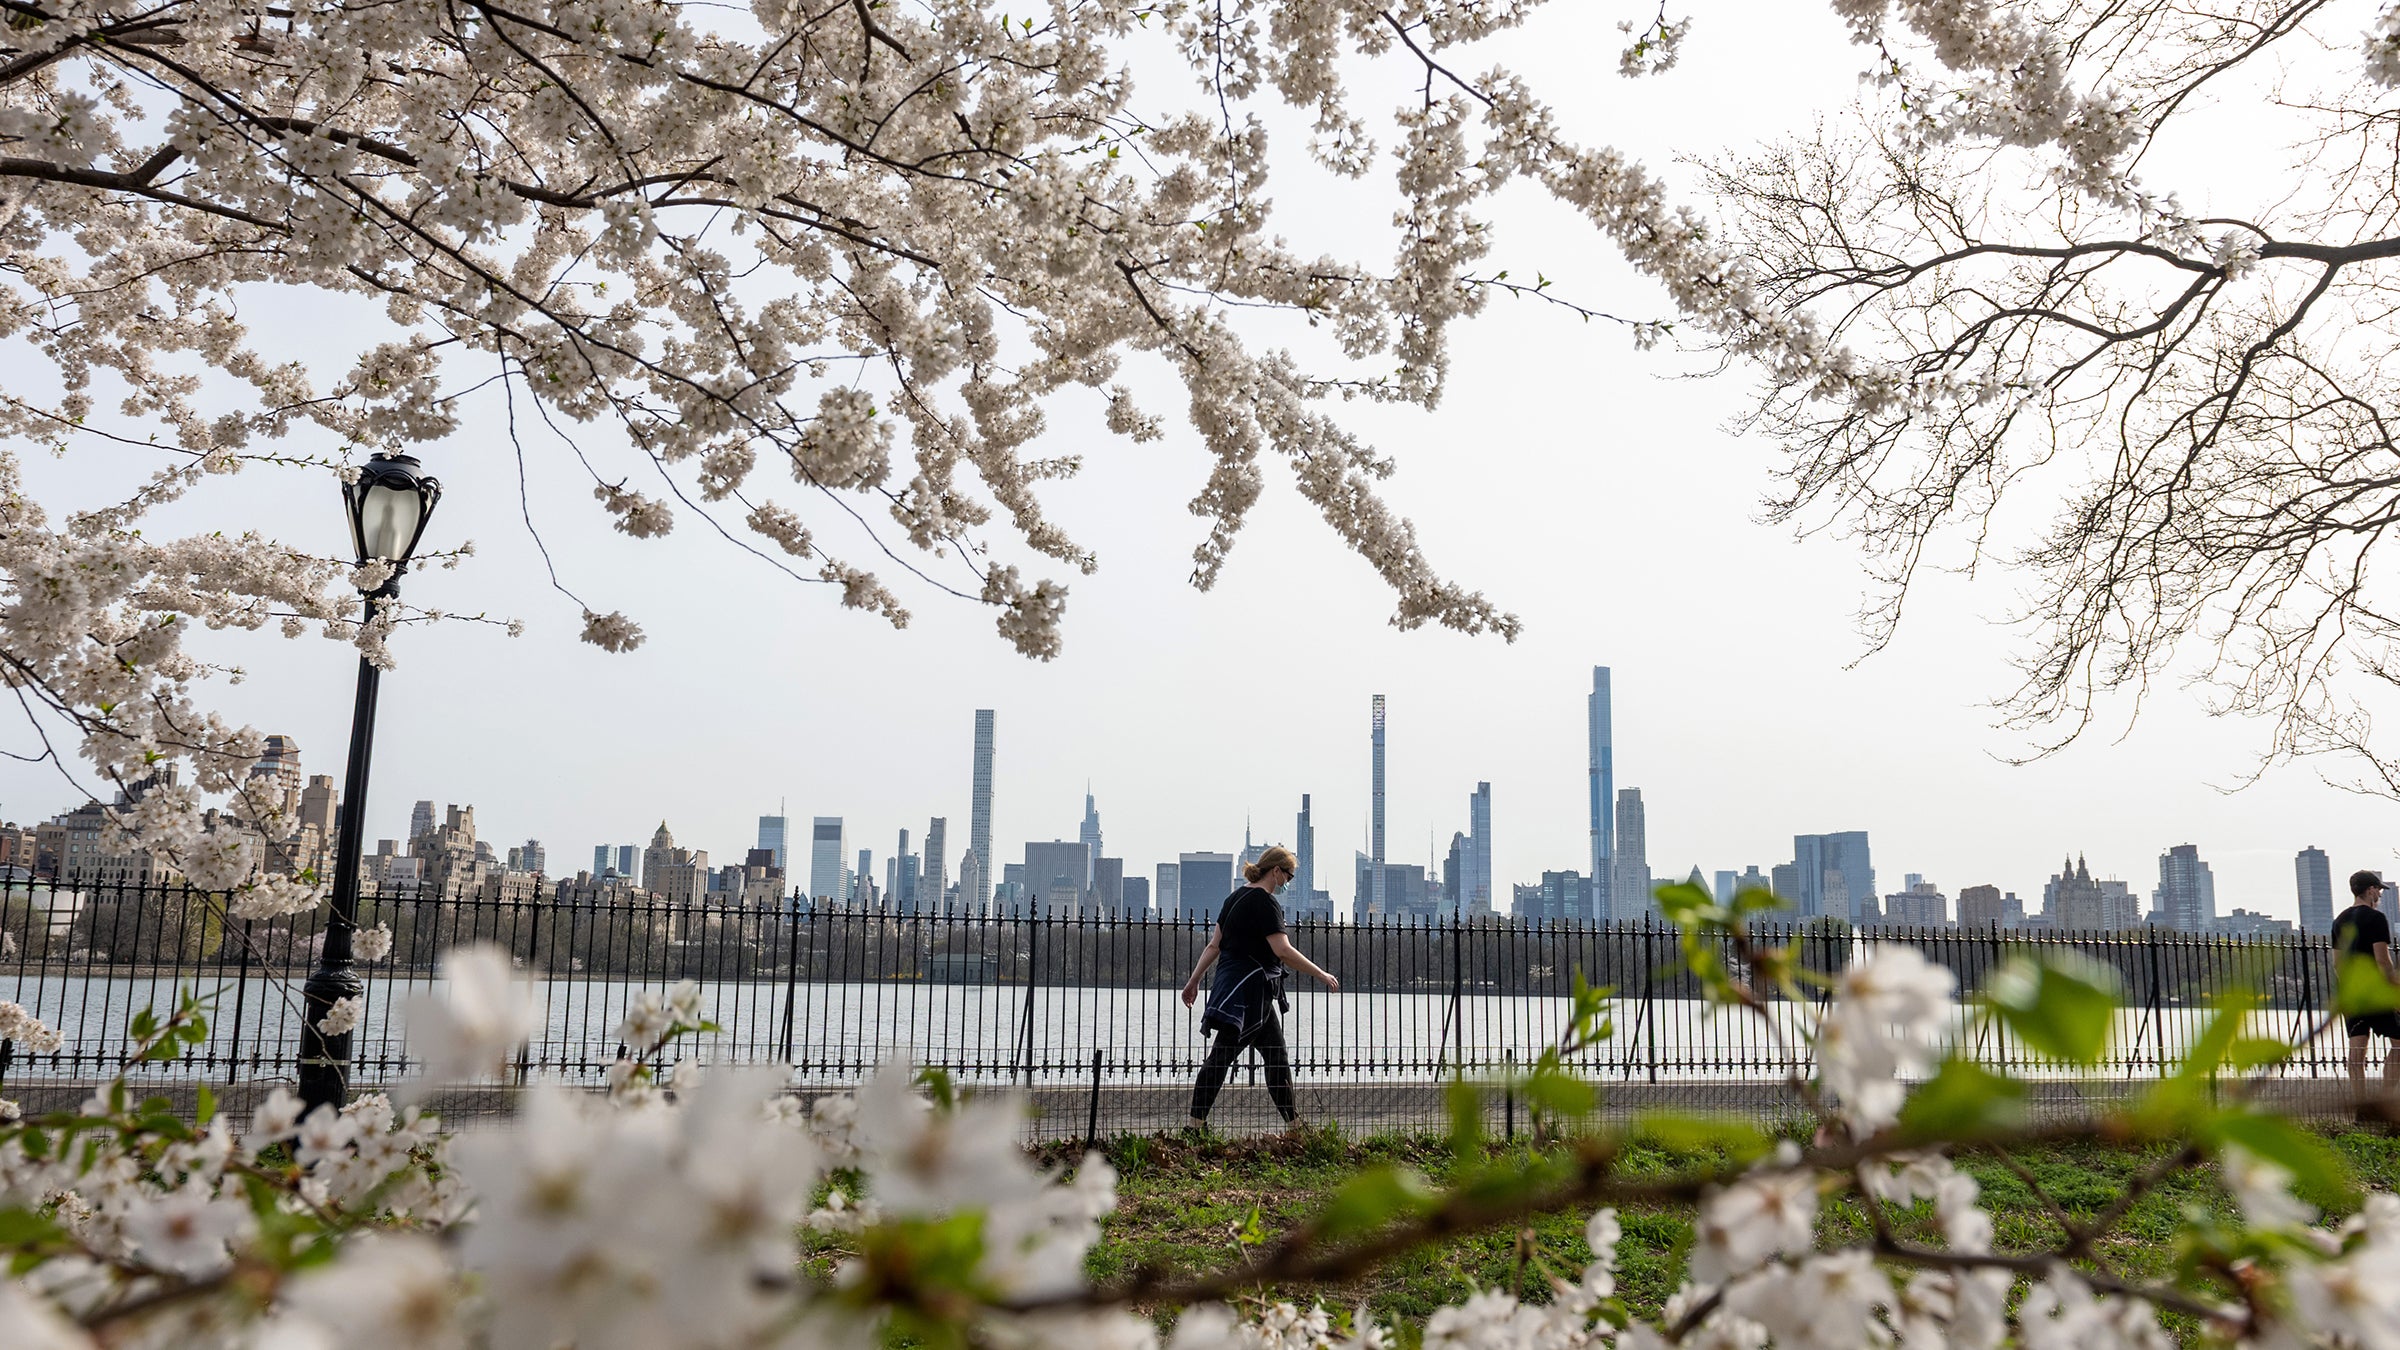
298,452,442,1115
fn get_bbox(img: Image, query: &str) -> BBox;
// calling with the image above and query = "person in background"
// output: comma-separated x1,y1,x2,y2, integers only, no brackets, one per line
1179,844,1339,1130
2333,868,2400,1103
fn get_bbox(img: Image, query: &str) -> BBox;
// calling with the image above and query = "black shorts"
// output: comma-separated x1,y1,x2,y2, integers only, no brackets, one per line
2349,1011,2400,1040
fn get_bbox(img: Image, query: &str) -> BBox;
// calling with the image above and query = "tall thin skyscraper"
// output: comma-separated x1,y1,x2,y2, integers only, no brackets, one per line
1370,695,1387,917
756,814,788,870
1588,668,1613,922
969,710,996,907
889,828,914,911
593,844,611,876
1467,781,1492,914
923,817,949,910
854,848,873,904
616,844,637,876
2297,846,2333,933
1080,786,1103,867
410,799,436,844
1295,794,1316,915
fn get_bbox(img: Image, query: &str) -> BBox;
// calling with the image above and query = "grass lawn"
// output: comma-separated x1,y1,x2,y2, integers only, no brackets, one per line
1027,1122,2400,1332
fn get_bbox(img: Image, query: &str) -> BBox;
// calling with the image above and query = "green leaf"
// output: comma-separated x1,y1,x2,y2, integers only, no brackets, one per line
2128,1073,2210,1134
2227,1036,2293,1071
1520,1065,1595,1119
913,1065,956,1112
1445,1077,1484,1157
1897,1059,2028,1139
0,1207,64,1249
1653,881,1720,931
2175,984,2259,1080
1235,1203,1267,1247
2207,1110,2353,1201
1983,953,2120,1065
1313,1165,1433,1242
195,1083,216,1126
2334,956,2400,1015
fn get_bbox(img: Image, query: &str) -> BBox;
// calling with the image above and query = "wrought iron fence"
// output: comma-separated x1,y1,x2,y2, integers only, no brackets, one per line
0,879,2354,1134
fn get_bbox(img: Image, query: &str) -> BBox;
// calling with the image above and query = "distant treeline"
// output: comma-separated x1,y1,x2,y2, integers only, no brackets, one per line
0,886,2335,1009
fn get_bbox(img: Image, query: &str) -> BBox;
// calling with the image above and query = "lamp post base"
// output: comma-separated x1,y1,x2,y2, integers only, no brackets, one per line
297,962,363,1117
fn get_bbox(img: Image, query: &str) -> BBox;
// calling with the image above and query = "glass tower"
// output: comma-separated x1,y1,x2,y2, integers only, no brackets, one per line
2297,846,2333,933
969,710,996,907
1369,695,1387,917
1588,668,1613,922
756,815,788,871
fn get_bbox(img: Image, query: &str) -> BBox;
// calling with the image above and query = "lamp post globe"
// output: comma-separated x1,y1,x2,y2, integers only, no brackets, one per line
299,452,442,1116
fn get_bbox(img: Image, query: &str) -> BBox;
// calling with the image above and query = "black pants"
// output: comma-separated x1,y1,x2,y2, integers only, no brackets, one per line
1189,1010,1296,1122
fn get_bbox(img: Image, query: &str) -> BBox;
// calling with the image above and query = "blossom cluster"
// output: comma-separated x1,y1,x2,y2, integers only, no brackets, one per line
0,1001,63,1054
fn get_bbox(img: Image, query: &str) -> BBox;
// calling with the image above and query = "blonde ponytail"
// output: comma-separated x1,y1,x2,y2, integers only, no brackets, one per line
1244,845,1299,884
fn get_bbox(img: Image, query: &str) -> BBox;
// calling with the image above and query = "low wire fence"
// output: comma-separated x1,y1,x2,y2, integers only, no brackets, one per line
0,880,2354,1134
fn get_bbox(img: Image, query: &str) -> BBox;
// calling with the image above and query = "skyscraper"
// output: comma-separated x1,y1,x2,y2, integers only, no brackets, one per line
1611,788,1649,919
890,828,920,913
411,799,436,845
616,844,637,877
593,844,611,876
1369,695,1387,917
1181,852,1234,919
1537,870,1588,925
1713,870,1738,904
1024,840,1090,916
854,848,874,904
923,818,949,911
247,734,304,812
970,710,996,907
642,822,678,890
1079,787,1103,868
1295,794,1317,917
2297,846,2333,934
1466,781,1492,914
1588,667,1614,923
809,818,846,902
1093,857,1125,913
2156,843,2217,932
1156,862,1182,920
1957,883,2005,927
1792,832,1875,921
757,815,788,870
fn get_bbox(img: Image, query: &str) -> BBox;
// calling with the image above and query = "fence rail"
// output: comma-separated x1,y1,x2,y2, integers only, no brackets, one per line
0,881,2353,1133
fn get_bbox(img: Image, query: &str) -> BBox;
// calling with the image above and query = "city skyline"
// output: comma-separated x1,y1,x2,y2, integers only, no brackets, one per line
13,685,2379,931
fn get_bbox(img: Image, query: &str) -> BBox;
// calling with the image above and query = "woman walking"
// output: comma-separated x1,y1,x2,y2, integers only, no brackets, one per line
1179,845,1340,1129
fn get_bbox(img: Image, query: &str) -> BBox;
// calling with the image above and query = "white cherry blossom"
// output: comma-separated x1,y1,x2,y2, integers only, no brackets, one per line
315,996,362,1038
1688,1162,1819,1287
353,925,395,964
396,944,539,1099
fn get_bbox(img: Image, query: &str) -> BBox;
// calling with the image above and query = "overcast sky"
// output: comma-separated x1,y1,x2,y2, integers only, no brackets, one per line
5,3,2389,922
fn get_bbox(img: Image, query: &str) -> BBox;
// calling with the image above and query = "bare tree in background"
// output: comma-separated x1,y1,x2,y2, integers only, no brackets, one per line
1704,0,2400,790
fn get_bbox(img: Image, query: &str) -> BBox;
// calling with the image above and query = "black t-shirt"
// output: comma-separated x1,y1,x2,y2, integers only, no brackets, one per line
2334,902,2391,963
1216,886,1286,970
